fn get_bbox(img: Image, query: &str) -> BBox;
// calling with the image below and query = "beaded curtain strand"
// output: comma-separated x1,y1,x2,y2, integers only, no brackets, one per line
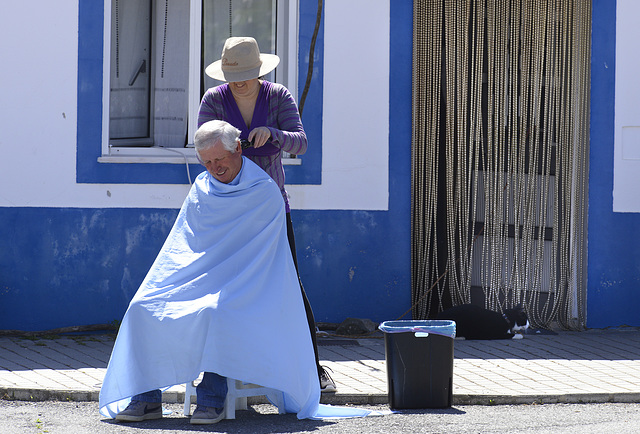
411,0,590,330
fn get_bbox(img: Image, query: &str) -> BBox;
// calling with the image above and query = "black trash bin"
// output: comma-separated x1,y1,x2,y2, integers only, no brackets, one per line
379,320,456,409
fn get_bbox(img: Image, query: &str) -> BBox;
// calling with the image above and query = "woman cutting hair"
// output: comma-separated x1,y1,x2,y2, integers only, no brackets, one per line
197,36,336,394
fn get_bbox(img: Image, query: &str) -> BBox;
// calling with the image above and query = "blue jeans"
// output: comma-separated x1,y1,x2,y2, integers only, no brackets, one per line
133,372,228,408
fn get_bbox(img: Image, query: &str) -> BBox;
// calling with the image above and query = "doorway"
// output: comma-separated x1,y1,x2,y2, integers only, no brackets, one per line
410,0,591,329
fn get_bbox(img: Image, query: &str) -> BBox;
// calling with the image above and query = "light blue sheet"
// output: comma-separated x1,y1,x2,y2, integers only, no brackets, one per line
99,158,381,420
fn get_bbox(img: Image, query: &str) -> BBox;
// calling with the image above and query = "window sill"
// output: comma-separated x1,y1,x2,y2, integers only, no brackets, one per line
98,147,302,165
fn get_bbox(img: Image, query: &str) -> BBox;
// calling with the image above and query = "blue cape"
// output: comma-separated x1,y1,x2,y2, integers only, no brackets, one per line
99,158,320,418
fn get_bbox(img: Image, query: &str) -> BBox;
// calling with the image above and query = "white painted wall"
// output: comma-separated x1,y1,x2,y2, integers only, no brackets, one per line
614,0,640,212
0,0,389,211
288,0,390,211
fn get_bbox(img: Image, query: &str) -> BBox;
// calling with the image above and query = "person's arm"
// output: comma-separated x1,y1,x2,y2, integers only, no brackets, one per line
197,88,225,128
265,85,308,156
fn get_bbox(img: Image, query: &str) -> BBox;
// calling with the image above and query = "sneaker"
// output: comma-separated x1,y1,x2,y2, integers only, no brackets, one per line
190,405,225,425
115,400,162,422
320,366,337,393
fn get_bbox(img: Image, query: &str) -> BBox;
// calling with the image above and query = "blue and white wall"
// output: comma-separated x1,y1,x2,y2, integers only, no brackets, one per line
0,0,412,331
588,0,640,328
1,0,638,332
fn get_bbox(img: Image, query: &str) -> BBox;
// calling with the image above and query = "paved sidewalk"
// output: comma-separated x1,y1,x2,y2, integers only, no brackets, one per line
1,328,640,407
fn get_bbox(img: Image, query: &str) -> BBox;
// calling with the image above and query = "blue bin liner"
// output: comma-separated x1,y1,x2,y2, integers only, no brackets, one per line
379,320,456,339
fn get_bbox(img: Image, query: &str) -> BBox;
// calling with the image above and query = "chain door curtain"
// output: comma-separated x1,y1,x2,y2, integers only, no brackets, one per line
411,0,591,330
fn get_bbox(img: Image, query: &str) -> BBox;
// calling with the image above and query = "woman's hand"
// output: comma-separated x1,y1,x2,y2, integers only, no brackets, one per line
248,127,272,148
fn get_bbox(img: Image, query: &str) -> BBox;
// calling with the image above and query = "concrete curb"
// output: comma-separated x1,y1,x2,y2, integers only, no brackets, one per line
4,387,640,407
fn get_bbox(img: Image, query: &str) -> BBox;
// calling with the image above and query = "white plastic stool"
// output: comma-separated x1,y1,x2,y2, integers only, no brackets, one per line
183,377,286,419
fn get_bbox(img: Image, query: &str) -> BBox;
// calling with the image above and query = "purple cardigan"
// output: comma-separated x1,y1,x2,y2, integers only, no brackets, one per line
197,81,307,212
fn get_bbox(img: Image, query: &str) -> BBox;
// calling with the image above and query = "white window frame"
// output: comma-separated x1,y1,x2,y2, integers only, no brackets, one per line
99,0,300,165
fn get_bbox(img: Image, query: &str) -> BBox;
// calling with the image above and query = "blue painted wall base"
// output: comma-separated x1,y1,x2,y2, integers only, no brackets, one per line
0,208,177,331
588,0,640,328
0,207,410,331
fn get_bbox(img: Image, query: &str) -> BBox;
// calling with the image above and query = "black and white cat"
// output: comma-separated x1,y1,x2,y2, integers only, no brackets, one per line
436,304,530,340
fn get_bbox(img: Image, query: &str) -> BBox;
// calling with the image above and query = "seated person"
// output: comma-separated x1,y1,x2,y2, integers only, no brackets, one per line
99,120,320,424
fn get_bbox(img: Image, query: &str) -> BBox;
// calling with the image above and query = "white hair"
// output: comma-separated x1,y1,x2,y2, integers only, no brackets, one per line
194,120,241,153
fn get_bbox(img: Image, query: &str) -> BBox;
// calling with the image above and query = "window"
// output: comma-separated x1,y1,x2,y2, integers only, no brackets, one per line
77,0,319,185
101,0,299,163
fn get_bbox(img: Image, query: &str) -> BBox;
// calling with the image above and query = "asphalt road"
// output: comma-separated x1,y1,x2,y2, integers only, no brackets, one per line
1,401,640,434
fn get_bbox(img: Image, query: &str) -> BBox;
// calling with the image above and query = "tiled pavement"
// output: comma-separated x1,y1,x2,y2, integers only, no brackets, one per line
1,328,640,406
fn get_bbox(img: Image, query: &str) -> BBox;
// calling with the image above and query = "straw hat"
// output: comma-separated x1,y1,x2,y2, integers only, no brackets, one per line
205,37,280,82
